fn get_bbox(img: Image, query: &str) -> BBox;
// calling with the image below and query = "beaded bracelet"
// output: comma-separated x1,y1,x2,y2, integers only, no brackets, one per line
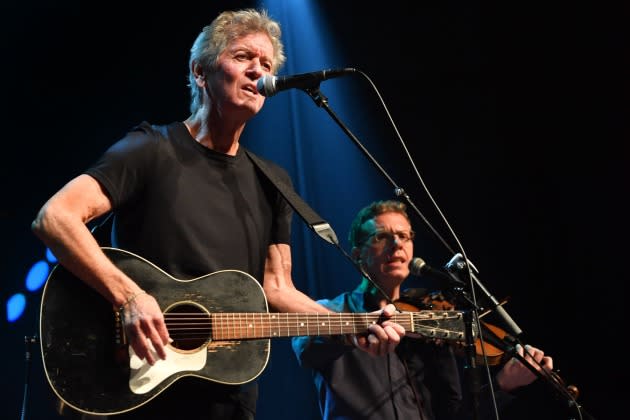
118,290,147,314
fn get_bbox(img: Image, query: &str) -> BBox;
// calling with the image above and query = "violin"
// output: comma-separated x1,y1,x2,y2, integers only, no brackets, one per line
395,288,580,401
394,288,507,365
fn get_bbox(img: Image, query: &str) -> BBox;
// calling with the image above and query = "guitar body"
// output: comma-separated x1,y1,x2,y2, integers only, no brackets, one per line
39,247,270,415
40,247,470,416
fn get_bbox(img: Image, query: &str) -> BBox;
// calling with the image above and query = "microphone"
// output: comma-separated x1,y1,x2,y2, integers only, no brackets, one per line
444,252,479,274
444,253,524,337
256,67,357,97
409,257,466,287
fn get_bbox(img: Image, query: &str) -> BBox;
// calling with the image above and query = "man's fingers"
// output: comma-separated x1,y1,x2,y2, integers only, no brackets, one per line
382,321,405,337
150,318,170,359
367,333,388,356
381,303,397,317
353,334,366,348
131,337,156,366
146,329,167,360
350,309,406,357
383,325,401,353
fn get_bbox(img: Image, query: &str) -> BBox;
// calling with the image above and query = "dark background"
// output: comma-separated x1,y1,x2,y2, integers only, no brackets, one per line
1,1,626,419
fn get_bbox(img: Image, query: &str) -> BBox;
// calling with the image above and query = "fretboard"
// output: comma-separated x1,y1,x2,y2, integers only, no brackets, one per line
211,312,414,340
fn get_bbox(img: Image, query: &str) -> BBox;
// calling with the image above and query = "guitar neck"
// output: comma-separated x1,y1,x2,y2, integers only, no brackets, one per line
211,312,414,340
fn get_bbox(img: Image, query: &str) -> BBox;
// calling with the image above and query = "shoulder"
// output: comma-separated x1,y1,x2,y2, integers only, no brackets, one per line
111,121,189,159
125,121,161,138
108,121,166,152
130,121,179,142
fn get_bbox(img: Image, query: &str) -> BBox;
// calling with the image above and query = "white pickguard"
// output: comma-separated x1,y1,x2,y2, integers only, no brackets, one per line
128,344,207,394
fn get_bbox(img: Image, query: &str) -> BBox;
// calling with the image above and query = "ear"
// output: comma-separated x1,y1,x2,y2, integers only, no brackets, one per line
351,247,361,264
191,62,206,87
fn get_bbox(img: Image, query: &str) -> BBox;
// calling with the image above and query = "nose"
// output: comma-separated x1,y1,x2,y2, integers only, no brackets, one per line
247,59,265,79
390,236,405,249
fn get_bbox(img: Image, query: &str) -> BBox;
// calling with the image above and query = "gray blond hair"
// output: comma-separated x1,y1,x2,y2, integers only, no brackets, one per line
188,8,286,114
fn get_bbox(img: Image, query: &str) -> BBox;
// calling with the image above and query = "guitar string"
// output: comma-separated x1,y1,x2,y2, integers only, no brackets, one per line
157,313,464,340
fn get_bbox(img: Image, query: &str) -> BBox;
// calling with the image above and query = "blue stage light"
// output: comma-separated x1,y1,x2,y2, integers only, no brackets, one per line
46,248,57,264
7,293,26,322
25,260,50,292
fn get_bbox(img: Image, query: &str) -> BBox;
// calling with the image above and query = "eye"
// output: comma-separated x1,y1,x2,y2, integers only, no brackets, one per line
398,232,412,241
373,232,391,242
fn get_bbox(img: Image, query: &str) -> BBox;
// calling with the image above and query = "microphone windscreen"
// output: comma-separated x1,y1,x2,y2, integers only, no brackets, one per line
409,257,427,277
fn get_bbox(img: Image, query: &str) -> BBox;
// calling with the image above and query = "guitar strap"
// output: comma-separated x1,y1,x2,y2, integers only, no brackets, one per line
245,150,340,246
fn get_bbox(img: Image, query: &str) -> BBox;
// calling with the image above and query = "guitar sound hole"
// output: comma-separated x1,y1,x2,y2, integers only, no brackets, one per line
165,303,210,351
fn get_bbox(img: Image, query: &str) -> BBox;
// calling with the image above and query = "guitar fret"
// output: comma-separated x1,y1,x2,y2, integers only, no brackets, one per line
211,311,463,341
265,312,269,338
300,314,308,336
260,313,264,338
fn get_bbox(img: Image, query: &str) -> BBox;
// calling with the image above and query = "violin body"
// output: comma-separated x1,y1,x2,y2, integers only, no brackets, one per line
397,287,581,406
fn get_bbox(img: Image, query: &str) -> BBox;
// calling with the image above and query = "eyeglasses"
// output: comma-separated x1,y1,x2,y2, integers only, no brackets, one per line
365,230,415,245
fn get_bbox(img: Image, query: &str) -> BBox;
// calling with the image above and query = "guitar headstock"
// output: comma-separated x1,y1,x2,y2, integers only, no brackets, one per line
407,310,477,343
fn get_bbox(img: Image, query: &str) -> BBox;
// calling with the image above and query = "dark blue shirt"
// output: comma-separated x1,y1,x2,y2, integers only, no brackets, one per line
292,284,464,420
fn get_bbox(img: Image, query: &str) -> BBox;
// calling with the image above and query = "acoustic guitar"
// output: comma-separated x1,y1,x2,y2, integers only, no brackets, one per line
40,247,470,415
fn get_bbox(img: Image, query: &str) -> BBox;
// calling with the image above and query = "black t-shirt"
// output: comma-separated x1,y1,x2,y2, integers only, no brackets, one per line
84,121,293,418
86,121,292,282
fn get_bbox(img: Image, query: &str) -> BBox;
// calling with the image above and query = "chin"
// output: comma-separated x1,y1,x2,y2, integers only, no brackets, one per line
383,267,409,280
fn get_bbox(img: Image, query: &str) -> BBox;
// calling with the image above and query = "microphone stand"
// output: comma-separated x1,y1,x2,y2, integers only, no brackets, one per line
21,335,38,420
446,253,523,338
447,281,488,420
462,308,482,420
303,85,483,419
302,86,454,254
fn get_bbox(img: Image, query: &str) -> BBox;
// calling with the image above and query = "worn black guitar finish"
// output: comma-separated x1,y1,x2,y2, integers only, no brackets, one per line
40,247,468,415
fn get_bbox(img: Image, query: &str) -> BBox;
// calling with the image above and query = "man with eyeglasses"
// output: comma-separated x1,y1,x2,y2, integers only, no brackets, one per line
292,200,555,420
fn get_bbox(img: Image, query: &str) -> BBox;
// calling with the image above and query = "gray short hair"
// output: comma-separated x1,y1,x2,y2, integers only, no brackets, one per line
188,8,286,114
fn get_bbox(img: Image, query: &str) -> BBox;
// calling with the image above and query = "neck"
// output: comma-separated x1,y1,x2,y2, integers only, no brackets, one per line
359,277,400,309
184,109,245,156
